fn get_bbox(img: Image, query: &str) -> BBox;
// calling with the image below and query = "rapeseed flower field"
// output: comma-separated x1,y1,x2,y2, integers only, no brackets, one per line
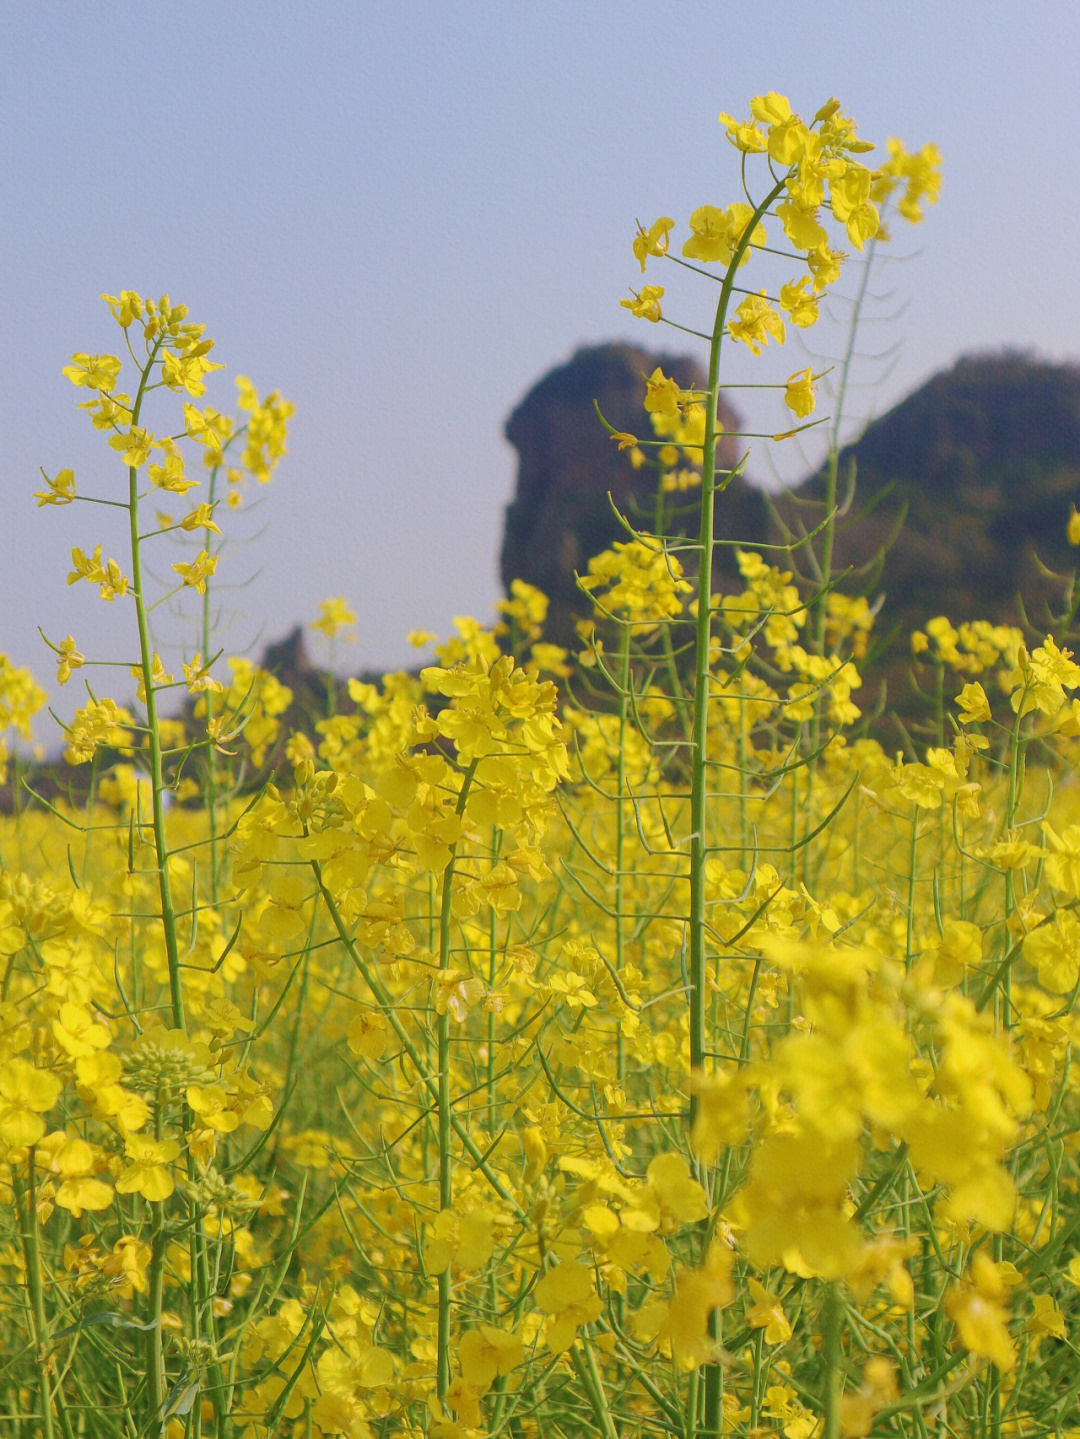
3,94,1078,1439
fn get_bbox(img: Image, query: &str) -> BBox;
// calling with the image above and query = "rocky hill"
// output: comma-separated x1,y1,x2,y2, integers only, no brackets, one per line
791,352,1080,631
501,343,766,648
501,345,1080,688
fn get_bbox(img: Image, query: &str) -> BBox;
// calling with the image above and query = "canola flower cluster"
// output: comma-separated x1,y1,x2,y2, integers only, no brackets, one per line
620,92,940,443
1,95,1078,1439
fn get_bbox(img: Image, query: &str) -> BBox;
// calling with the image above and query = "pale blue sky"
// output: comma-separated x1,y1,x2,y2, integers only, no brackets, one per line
4,1,1079,736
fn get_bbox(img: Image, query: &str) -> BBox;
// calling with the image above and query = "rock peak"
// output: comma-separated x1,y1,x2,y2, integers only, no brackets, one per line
500,341,763,646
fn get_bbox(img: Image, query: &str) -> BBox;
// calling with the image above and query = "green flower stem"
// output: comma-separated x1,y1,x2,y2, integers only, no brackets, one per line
684,1370,699,1439
570,1339,621,1439
687,176,785,1439
906,801,919,969
703,1353,723,1438
13,1165,58,1439
688,174,785,1105
435,759,478,1400
127,342,185,1032
607,620,631,1340
195,1250,232,1439
487,828,502,1126
146,1099,168,1429
749,1327,765,1429
820,1284,844,1439
127,347,231,1437
615,620,630,1086
200,464,225,901
1000,705,1027,1030
737,670,751,869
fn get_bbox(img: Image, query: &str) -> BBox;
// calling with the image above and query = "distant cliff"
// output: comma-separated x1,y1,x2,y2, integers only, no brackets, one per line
792,352,1080,631
500,343,767,647
501,345,1080,686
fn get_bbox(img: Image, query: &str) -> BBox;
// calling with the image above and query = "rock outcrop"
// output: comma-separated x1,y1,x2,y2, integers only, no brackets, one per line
500,343,767,647
790,352,1080,632
501,345,1080,690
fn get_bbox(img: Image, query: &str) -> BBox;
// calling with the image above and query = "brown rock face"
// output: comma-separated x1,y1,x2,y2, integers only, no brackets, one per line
500,343,766,647
779,353,1080,637
500,346,1080,728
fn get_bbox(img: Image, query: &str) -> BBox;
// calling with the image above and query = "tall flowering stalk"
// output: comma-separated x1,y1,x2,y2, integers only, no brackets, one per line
32,292,292,1438
617,94,940,1436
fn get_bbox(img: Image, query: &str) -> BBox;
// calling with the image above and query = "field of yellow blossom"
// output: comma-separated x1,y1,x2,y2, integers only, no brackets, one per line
3,93,1078,1439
